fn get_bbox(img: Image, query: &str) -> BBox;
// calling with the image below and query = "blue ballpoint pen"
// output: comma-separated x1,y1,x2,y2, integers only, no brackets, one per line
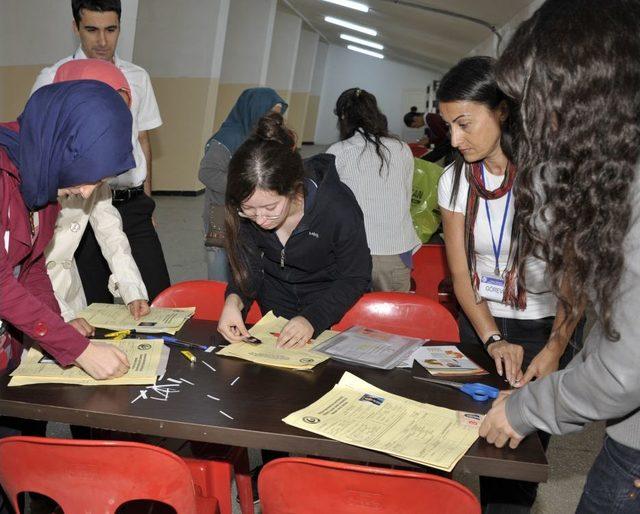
140,335,208,351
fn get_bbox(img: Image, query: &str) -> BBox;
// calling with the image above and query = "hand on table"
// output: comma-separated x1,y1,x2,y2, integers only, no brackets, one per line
217,295,250,343
277,316,314,348
128,299,150,320
69,318,95,337
479,394,524,449
75,341,130,380
486,340,524,386
516,345,562,387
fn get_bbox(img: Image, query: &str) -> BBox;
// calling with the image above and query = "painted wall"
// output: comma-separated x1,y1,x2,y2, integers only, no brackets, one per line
213,0,277,130
303,41,328,143
315,44,439,145
134,0,229,192
0,0,138,119
468,0,545,57
265,8,302,102
288,29,319,143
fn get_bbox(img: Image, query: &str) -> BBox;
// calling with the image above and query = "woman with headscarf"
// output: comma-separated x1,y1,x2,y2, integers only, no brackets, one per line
0,80,135,380
199,88,287,281
45,59,149,336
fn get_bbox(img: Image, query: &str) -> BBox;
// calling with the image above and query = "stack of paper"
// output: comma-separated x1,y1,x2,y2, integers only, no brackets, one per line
216,311,334,370
283,372,482,472
414,346,487,376
78,303,195,335
9,339,165,386
314,326,425,369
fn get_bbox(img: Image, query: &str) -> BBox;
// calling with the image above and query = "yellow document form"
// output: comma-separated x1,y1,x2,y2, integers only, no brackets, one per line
283,372,481,472
9,339,163,387
216,311,335,370
77,303,195,334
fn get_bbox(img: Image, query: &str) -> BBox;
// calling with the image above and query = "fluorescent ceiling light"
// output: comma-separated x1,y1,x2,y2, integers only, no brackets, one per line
322,0,369,12
324,16,377,36
347,44,384,59
340,33,383,50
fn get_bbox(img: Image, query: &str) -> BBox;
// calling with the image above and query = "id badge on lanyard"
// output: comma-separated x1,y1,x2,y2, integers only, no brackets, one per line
478,165,511,303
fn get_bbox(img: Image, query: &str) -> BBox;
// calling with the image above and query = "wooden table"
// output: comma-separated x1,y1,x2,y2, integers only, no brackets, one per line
0,320,548,482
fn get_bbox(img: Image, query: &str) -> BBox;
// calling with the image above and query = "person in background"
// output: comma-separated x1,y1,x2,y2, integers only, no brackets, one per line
403,107,453,164
217,113,371,348
436,56,582,513
199,88,287,282
45,59,149,336
327,88,420,291
479,1,640,512
31,0,170,303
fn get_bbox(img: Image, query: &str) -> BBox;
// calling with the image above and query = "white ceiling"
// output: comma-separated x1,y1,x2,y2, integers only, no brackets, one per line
282,0,534,71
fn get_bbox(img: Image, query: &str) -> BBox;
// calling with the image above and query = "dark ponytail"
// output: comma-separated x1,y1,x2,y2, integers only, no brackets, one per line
225,112,305,295
334,87,397,174
436,56,517,208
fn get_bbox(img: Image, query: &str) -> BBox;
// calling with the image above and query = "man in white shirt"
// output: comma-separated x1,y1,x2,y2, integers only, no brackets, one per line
31,0,170,302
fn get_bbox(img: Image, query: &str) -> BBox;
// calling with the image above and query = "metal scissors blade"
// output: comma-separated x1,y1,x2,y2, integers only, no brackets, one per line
415,376,464,390
414,376,499,402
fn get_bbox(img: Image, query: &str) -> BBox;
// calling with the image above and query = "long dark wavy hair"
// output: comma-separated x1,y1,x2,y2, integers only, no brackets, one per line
495,0,640,340
436,56,517,208
225,112,305,295
334,87,397,174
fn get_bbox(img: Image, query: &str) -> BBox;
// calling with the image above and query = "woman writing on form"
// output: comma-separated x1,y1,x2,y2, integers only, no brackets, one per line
217,113,371,348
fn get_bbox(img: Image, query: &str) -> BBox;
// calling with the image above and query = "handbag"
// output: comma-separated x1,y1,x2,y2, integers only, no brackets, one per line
205,204,227,248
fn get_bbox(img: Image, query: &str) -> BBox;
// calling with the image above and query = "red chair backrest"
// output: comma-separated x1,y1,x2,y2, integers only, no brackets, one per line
408,142,429,158
0,436,210,514
152,280,262,324
332,292,459,342
258,457,480,514
412,244,450,301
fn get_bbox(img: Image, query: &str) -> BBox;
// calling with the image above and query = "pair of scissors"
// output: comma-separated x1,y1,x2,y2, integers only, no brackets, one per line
415,376,500,402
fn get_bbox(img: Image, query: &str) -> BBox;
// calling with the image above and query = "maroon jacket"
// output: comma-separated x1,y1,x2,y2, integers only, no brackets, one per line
0,122,89,373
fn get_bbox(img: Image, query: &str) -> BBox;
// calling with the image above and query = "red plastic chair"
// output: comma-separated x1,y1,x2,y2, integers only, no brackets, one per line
408,142,429,158
332,292,459,342
0,436,219,514
152,280,256,514
258,457,480,514
411,243,454,302
152,280,262,324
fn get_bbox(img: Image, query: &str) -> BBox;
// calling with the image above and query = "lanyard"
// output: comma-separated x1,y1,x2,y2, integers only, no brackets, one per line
482,164,511,275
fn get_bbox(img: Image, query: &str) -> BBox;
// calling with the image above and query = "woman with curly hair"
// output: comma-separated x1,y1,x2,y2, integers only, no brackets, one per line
479,0,640,512
436,55,583,513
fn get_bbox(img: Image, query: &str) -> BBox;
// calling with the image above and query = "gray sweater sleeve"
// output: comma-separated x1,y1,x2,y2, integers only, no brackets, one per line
506,182,640,448
198,141,231,195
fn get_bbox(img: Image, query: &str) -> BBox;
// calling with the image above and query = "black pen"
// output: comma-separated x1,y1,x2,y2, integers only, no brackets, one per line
139,335,208,351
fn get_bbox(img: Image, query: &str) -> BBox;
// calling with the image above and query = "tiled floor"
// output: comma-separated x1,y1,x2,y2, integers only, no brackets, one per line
47,144,602,513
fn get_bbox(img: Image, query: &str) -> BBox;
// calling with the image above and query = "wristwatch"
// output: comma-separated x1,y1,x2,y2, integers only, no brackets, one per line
484,333,502,350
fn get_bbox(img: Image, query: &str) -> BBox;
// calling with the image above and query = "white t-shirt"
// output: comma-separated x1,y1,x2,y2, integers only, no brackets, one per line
438,163,557,320
31,47,162,189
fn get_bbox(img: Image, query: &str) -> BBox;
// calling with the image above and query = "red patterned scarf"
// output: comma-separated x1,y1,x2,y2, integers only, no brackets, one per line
464,161,526,309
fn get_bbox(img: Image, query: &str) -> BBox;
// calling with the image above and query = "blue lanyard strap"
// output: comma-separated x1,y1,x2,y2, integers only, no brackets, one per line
482,164,511,275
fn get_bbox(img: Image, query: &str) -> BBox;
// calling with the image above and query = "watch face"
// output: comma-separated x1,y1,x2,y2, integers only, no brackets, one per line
486,334,502,345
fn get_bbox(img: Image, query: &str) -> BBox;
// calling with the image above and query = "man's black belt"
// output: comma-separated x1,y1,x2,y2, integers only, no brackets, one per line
112,185,145,203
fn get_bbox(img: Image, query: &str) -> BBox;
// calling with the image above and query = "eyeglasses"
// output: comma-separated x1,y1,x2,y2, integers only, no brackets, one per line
237,200,288,220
